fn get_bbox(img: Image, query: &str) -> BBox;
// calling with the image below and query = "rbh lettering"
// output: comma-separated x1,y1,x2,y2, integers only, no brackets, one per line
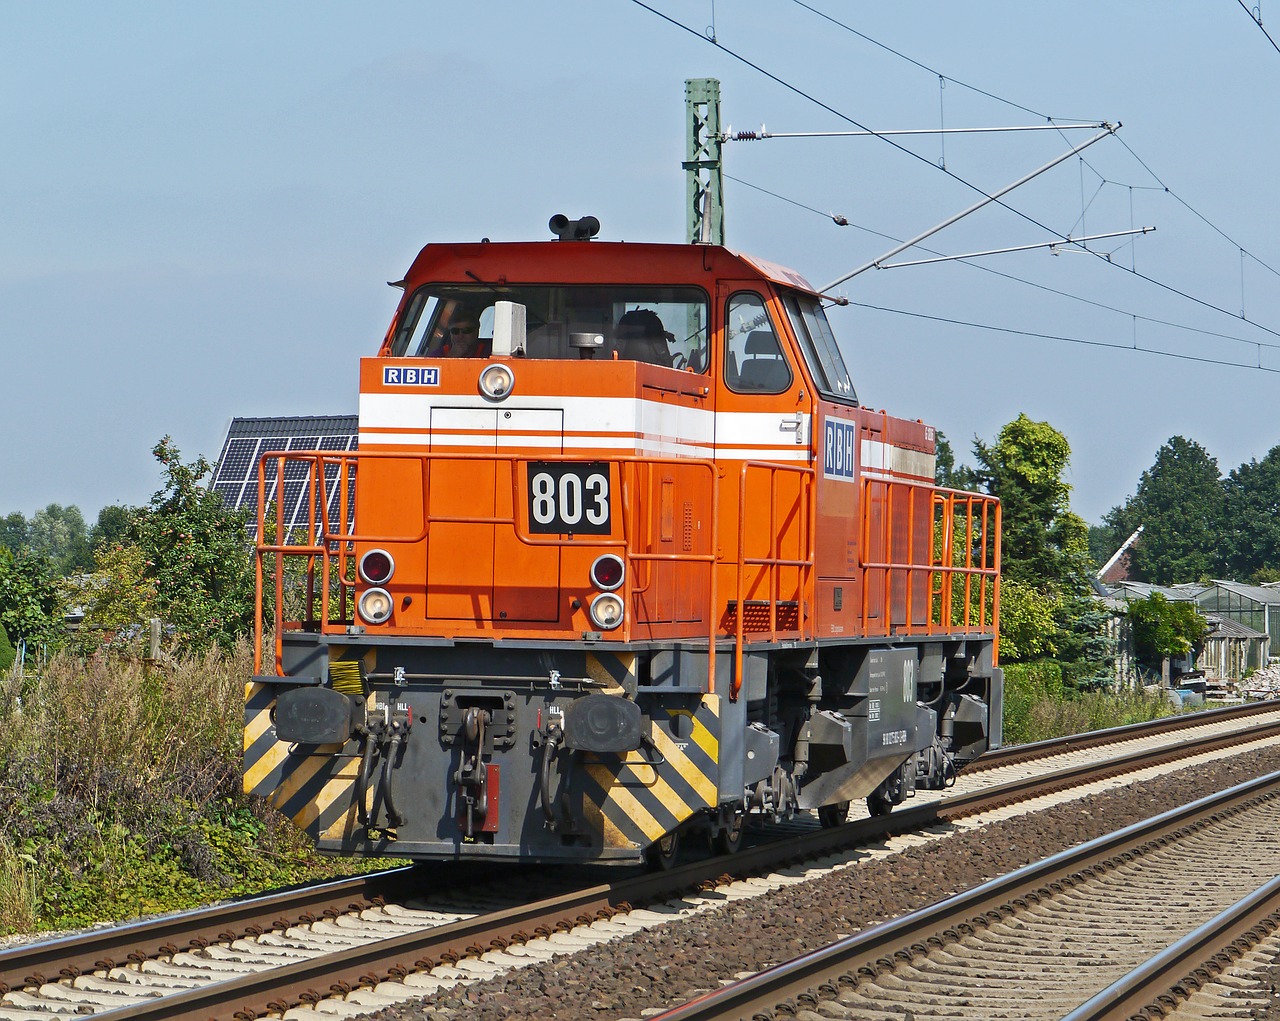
823,418,857,481
383,365,440,387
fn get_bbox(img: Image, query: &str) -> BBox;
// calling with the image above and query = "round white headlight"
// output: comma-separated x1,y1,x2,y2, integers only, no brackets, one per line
358,587,394,625
479,363,515,401
589,592,625,631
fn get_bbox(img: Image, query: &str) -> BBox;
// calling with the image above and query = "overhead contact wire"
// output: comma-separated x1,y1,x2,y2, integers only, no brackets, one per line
627,0,1087,247
792,0,1280,321
789,0,1098,123
634,1,1280,345
1236,0,1280,54
854,302,1280,375
730,173,1280,353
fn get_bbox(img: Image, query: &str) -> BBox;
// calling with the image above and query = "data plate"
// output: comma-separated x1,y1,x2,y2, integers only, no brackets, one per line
527,461,612,534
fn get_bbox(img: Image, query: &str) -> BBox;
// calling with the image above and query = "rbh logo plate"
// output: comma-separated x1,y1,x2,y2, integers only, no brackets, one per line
823,418,857,481
383,365,440,386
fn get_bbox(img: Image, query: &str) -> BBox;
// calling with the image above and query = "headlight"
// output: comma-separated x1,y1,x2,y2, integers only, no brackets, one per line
589,592,625,631
479,363,515,400
359,548,395,584
590,553,625,591
358,587,394,625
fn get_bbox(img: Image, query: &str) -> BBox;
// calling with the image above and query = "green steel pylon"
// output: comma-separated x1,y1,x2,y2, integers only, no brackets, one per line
684,78,724,245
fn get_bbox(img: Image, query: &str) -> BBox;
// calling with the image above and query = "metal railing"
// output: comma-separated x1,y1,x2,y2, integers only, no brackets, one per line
730,461,816,699
252,451,724,689
253,450,999,697
860,475,1001,645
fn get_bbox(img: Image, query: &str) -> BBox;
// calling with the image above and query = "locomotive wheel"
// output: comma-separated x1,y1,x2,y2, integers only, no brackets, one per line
817,801,850,828
712,812,745,855
645,829,681,870
866,792,894,818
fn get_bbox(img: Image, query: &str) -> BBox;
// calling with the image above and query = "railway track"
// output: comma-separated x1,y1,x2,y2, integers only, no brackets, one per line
2,702,1279,1021
646,770,1280,1021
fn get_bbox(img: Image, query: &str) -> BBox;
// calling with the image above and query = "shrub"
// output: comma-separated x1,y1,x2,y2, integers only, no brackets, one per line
0,642,378,934
1002,660,1174,745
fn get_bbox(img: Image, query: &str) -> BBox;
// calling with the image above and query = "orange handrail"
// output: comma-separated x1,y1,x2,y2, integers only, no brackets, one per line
252,450,724,690
731,461,816,700
859,475,1001,639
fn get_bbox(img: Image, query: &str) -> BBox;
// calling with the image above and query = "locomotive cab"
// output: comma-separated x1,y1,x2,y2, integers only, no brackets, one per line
245,230,1002,864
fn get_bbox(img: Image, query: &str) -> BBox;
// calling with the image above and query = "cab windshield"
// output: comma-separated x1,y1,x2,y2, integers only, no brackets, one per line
391,284,710,370
781,291,857,404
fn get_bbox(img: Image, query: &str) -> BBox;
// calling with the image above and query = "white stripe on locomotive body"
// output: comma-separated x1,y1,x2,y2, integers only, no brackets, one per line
860,438,936,481
358,393,811,462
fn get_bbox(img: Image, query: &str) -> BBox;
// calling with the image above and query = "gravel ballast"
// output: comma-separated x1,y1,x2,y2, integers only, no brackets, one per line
364,746,1280,1021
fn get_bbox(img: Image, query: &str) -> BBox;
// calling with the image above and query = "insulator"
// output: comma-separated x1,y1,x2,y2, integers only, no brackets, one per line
735,130,759,141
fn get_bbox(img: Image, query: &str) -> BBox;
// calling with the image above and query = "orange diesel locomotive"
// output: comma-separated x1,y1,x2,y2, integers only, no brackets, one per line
245,217,1002,865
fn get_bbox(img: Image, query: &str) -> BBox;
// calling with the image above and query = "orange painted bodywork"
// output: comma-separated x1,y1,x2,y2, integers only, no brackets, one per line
254,241,999,691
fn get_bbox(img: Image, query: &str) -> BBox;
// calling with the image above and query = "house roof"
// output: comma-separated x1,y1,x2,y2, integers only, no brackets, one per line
1104,581,1198,602
213,415,359,538
1203,611,1269,641
1201,580,1280,606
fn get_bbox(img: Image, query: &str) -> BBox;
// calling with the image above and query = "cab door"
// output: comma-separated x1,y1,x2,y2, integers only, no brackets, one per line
715,285,813,639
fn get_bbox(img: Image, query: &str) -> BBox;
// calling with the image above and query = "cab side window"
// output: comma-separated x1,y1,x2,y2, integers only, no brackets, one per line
724,292,792,394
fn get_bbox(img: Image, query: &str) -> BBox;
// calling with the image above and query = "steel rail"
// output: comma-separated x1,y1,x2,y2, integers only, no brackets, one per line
1061,874,1280,1021
968,697,1280,773
645,769,1280,1021
56,715,1280,1021
12,711,1280,1021
0,867,420,994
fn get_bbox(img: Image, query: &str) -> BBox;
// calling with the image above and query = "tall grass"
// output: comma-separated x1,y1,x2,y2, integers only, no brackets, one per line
0,643,363,935
1002,660,1175,746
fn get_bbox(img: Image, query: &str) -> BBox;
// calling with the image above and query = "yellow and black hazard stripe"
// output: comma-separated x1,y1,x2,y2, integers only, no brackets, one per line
243,648,374,844
580,695,721,850
243,681,367,841
585,651,638,695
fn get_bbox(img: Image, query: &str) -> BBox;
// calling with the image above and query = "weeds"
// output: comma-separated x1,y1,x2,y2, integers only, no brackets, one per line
1002,660,1175,745
0,643,372,936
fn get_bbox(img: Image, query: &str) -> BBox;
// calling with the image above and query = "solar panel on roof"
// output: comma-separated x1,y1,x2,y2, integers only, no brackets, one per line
213,416,358,540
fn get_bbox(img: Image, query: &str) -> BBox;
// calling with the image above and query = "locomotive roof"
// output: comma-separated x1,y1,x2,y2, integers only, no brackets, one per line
402,240,820,296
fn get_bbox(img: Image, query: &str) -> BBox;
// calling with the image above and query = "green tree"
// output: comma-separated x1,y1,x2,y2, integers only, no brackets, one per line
26,504,93,576
998,580,1058,660
969,414,1111,682
1088,522,1120,568
0,513,27,554
934,430,979,491
0,547,65,655
1121,437,1225,585
972,414,1077,586
1127,593,1209,673
1221,445,1280,580
0,624,14,672
90,505,136,551
934,430,956,488
131,438,254,653
70,543,157,656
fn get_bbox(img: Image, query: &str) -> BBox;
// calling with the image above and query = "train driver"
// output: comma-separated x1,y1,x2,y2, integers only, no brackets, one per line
435,306,491,358
615,309,673,367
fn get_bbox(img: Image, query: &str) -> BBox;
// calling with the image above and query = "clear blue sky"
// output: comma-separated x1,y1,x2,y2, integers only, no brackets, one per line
3,2,1277,525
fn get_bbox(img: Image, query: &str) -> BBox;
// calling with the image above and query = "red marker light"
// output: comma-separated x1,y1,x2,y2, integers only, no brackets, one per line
590,554,625,591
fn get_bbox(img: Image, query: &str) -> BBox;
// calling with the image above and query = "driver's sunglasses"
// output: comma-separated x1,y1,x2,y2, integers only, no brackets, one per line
450,325,478,334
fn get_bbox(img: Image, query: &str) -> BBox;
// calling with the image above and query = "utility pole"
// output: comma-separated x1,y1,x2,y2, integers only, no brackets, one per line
684,78,723,245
